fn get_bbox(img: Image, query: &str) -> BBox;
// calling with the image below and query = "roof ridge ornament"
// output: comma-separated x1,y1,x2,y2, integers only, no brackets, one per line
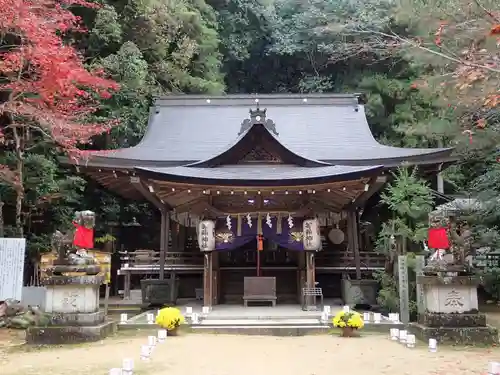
239,103,279,136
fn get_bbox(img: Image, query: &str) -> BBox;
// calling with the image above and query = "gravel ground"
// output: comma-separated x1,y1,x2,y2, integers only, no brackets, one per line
0,333,498,375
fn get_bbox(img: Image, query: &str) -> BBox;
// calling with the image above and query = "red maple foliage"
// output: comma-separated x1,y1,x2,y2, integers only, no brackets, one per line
0,0,120,161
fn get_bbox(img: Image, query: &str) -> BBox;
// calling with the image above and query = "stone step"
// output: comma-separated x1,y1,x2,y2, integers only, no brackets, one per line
200,312,324,320
199,318,321,326
191,325,330,336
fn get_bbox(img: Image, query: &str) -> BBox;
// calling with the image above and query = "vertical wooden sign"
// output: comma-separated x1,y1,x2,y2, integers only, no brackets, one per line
398,255,410,324
415,255,426,315
0,238,26,301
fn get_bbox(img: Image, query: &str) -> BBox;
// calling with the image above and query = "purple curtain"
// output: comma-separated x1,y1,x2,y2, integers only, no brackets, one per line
215,218,254,251
263,217,304,251
215,217,304,251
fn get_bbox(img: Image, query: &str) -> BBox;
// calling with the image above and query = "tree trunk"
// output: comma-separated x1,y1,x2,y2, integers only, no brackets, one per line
0,201,4,237
13,126,24,238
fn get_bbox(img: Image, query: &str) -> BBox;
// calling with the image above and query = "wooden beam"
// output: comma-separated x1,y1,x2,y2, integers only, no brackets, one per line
150,177,368,192
349,175,387,208
172,195,208,213
130,176,168,211
310,197,345,211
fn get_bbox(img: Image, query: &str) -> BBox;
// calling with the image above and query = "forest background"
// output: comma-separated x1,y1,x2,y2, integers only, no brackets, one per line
0,0,498,289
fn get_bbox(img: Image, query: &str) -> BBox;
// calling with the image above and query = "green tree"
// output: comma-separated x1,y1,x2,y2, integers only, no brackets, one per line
374,167,434,313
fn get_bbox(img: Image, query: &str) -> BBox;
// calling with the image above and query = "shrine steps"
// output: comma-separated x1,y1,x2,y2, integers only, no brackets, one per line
190,315,326,335
191,325,330,336
116,306,404,336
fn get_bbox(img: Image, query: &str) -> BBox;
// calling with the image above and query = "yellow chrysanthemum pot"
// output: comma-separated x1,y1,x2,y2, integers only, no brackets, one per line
155,307,185,335
332,310,364,337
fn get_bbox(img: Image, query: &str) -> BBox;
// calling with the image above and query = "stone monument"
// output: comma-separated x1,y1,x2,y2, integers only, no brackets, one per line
409,200,498,345
26,211,116,344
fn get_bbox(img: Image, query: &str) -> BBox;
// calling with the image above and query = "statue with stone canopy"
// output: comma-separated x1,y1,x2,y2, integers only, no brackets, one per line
49,210,100,276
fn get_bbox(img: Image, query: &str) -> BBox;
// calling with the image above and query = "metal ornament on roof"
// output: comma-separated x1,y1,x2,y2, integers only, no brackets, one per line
197,220,216,252
238,104,279,136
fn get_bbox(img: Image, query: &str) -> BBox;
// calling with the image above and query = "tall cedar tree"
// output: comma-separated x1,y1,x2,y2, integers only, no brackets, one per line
0,0,119,236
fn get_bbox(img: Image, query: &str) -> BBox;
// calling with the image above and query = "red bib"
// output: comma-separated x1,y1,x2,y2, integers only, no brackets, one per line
73,223,94,249
428,227,449,249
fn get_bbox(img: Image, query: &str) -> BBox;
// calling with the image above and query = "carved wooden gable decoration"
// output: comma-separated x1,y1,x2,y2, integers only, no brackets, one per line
238,144,283,163
236,105,283,164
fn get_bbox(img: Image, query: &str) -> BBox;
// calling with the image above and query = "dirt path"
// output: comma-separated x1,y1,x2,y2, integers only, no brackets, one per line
0,334,498,375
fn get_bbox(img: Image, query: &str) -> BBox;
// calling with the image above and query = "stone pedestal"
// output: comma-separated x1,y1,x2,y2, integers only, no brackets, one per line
26,275,116,345
409,274,498,345
341,279,378,306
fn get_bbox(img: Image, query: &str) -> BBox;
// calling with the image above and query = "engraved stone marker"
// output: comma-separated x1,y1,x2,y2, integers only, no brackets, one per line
415,255,426,314
0,238,26,301
398,255,410,324
444,289,464,309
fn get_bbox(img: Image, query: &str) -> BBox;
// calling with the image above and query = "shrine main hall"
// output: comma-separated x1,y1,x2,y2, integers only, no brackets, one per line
75,94,453,307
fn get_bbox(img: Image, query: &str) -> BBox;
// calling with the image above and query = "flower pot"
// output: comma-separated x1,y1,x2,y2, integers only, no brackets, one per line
168,327,179,336
341,327,356,337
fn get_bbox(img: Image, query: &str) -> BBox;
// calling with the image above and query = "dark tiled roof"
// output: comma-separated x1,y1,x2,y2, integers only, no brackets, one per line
84,94,454,168
135,164,383,186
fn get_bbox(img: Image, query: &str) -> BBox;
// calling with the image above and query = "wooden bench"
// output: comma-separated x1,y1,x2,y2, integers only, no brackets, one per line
243,276,277,307
302,287,324,311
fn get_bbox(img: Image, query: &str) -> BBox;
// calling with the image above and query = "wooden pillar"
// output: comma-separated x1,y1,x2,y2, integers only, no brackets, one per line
297,251,306,303
124,270,131,299
159,210,170,280
305,251,315,306
178,224,186,251
348,210,362,280
212,251,219,305
203,252,213,307
171,221,179,251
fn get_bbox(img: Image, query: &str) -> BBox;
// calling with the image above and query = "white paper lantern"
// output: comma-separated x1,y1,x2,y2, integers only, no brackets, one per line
148,335,157,349
302,218,321,250
320,311,329,323
191,312,200,324
342,305,350,313
158,329,167,343
120,313,128,324
323,305,331,316
373,313,381,323
197,220,216,251
110,368,123,375
399,330,407,344
406,334,416,348
202,306,210,315
140,345,150,361
147,313,155,324
390,328,399,340
363,312,371,322
488,362,500,375
185,306,193,316
122,358,134,375
428,338,437,352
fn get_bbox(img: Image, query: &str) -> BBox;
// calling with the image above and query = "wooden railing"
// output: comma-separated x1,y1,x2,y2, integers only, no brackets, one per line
119,250,204,267
315,251,385,269
118,249,385,269
472,252,500,268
